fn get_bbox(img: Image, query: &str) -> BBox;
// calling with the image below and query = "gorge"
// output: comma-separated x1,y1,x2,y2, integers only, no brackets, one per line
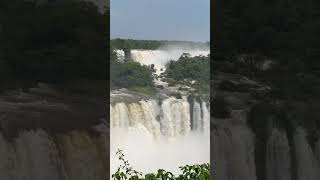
211,55,320,180
110,46,210,175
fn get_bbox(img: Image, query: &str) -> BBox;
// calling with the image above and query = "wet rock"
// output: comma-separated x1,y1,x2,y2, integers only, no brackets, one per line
156,85,164,89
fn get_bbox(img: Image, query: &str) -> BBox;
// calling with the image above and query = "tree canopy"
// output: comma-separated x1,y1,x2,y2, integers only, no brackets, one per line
0,0,108,90
111,39,209,50
213,0,320,100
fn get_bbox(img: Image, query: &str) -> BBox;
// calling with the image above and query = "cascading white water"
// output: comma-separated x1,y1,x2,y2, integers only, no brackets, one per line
211,118,257,180
266,128,292,180
202,102,210,134
211,127,231,180
111,100,161,138
111,47,210,175
130,49,210,75
115,49,209,70
211,116,320,180
14,131,63,180
160,97,191,137
293,127,320,180
110,97,210,175
111,97,209,138
315,139,320,167
115,48,210,87
192,101,202,131
0,130,109,180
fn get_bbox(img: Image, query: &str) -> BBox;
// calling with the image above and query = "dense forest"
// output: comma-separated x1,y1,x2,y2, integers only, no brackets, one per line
110,48,210,95
111,38,209,50
0,0,108,92
213,0,320,117
213,1,320,179
165,54,210,93
110,45,156,95
110,60,154,90
166,54,210,82
213,0,320,100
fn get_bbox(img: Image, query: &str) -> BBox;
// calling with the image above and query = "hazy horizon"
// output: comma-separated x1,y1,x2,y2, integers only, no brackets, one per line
111,0,210,42
110,37,210,43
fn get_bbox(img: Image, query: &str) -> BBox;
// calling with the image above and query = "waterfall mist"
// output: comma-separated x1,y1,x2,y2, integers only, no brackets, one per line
110,98,210,175
110,128,210,175
115,46,210,76
111,45,210,175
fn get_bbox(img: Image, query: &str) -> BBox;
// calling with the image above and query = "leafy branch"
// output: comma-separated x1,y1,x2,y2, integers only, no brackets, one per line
112,149,210,180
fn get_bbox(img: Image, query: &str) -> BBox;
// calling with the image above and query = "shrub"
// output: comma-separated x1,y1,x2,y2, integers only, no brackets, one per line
110,61,154,89
165,55,209,83
112,149,210,180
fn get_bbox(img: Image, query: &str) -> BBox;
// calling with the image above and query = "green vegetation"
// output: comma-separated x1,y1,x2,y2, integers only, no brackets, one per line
110,48,156,94
214,0,320,100
165,54,210,93
166,54,209,82
214,1,320,178
110,61,154,88
111,39,209,50
112,149,210,180
110,39,210,95
214,0,320,129
0,0,107,91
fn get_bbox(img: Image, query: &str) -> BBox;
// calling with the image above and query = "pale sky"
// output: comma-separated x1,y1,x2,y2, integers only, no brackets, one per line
110,0,210,42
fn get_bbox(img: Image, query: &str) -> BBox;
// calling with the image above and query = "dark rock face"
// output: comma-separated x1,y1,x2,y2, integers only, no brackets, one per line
156,85,164,89
0,84,107,138
211,55,320,180
0,83,110,179
123,48,132,62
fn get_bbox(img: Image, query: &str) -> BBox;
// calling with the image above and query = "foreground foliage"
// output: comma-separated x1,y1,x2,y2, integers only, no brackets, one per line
112,149,210,180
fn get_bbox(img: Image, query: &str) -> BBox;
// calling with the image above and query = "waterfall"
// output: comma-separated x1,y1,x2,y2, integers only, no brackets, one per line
110,96,210,174
202,101,210,134
266,128,291,180
115,49,210,76
160,97,191,137
111,100,161,138
211,127,232,180
211,119,256,180
192,101,202,131
114,49,125,62
111,47,210,175
111,97,209,138
211,118,320,180
0,129,109,180
293,127,320,180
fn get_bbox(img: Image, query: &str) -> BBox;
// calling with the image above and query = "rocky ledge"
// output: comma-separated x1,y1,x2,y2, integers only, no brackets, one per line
0,83,107,138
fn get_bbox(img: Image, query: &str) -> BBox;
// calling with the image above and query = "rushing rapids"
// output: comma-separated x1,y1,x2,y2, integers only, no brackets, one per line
115,48,210,76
